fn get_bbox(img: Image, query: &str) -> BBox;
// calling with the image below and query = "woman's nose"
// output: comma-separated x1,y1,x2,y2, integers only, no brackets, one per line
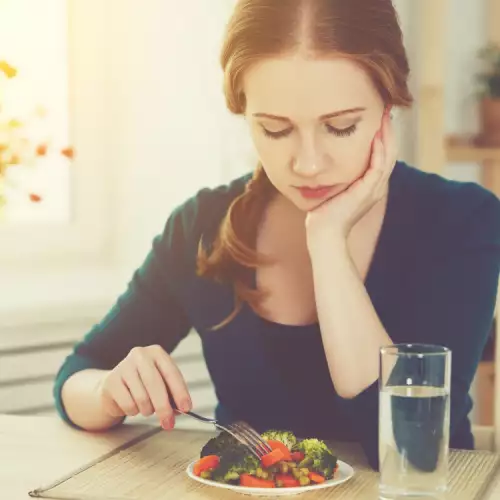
292,149,326,177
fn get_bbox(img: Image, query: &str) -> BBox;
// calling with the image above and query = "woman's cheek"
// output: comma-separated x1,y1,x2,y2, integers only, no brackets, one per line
252,136,291,176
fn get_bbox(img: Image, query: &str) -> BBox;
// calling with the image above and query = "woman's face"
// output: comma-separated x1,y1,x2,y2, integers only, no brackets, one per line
243,55,386,211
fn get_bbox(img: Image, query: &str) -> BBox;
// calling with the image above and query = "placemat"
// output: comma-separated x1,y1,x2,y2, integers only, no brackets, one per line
29,428,500,500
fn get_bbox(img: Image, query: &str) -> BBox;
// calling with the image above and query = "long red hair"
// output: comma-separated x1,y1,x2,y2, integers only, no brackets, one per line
197,0,413,328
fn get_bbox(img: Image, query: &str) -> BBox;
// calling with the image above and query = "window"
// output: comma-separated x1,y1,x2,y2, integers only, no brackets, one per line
0,0,112,267
0,0,71,224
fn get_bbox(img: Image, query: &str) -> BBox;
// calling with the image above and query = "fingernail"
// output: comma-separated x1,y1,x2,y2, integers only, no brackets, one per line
162,415,174,430
180,399,191,413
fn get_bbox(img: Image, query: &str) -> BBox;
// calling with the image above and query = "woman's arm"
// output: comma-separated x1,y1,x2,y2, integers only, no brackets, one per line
61,369,124,431
305,108,396,398
55,200,198,431
309,239,391,399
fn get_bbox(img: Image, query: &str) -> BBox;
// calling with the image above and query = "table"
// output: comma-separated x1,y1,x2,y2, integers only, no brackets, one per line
2,415,500,499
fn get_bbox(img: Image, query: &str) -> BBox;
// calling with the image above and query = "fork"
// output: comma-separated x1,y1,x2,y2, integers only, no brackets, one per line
169,397,272,459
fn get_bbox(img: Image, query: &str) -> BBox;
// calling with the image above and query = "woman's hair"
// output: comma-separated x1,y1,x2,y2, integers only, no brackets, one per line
197,0,413,328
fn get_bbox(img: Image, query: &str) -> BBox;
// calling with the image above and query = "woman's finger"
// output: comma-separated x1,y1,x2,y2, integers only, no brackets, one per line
133,347,174,427
152,347,192,414
380,109,397,178
372,110,395,197
122,367,155,417
363,130,385,190
111,378,140,417
102,397,125,419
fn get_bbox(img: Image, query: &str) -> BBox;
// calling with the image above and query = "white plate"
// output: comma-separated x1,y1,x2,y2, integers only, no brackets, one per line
186,459,354,496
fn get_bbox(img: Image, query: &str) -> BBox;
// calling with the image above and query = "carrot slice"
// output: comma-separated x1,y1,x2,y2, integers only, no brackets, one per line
193,455,220,476
276,474,300,487
261,448,285,468
266,440,292,461
290,451,305,462
309,472,326,484
240,474,275,488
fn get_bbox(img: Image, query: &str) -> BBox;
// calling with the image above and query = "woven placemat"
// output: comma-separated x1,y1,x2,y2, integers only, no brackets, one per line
29,428,500,500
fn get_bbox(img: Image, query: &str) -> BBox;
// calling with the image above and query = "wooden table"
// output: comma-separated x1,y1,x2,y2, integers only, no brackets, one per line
2,415,500,499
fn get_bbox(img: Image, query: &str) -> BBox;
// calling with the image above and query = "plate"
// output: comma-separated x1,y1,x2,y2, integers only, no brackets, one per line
186,459,354,497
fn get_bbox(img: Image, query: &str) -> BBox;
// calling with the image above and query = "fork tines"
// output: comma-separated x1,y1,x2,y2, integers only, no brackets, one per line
227,421,273,458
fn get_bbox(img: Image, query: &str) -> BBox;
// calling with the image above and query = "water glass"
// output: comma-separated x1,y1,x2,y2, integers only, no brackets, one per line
379,344,451,499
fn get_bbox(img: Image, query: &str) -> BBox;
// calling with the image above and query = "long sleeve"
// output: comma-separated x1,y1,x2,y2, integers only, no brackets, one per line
341,186,500,470
53,205,194,427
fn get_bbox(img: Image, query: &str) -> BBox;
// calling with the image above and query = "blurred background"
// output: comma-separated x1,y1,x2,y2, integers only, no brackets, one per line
1,1,499,448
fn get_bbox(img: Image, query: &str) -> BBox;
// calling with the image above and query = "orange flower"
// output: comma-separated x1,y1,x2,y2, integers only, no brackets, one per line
36,144,48,156
61,147,74,159
29,193,42,203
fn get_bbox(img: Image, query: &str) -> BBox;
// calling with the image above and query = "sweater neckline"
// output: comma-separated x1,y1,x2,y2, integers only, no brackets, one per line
244,161,406,332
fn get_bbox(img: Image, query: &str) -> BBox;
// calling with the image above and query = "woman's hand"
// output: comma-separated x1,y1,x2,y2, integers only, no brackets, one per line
96,345,192,430
305,108,397,253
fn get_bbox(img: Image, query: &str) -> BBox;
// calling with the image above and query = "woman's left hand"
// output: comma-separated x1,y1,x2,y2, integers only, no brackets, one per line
305,108,398,254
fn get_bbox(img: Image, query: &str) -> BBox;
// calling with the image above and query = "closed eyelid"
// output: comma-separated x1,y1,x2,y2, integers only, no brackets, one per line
259,122,293,133
325,116,362,128
258,118,291,128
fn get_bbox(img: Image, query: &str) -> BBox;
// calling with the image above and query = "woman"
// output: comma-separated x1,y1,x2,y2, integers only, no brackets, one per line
54,0,500,470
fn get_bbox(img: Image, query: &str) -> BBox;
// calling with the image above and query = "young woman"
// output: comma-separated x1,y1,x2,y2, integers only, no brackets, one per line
54,0,500,469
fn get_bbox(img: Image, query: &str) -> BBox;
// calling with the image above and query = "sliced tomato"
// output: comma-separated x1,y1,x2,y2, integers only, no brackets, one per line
261,448,285,468
193,455,220,476
240,474,275,488
276,474,300,487
290,451,305,462
266,440,292,461
308,472,326,484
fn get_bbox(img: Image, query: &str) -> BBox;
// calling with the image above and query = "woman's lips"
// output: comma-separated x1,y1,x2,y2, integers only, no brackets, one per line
295,185,338,200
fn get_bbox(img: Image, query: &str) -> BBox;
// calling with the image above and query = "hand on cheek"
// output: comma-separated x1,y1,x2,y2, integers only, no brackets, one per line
305,106,397,252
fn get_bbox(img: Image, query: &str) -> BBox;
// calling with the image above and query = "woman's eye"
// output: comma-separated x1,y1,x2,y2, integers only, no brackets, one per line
325,123,357,138
262,126,293,139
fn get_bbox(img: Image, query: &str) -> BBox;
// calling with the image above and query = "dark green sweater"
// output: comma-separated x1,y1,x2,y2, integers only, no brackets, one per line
54,161,500,469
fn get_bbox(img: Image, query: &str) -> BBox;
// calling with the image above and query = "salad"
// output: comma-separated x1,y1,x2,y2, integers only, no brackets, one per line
192,429,339,489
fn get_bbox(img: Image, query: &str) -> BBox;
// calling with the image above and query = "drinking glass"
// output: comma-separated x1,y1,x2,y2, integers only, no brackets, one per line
379,344,451,499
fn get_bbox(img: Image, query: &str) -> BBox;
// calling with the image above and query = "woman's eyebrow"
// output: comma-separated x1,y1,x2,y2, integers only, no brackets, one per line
252,107,366,122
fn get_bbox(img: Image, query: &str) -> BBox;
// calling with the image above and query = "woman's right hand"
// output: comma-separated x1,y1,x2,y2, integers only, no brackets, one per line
96,344,192,430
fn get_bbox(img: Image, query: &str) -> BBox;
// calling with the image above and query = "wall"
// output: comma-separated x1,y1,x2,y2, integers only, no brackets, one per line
444,0,486,182
394,0,486,183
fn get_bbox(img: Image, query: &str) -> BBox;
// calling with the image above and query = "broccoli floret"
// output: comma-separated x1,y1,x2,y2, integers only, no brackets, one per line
293,438,338,479
212,448,260,484
260,430,297,450
200,431,260,483
200,430,242,458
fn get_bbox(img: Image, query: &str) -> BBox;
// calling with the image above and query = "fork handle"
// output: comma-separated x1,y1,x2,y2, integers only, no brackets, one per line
169,395,214,424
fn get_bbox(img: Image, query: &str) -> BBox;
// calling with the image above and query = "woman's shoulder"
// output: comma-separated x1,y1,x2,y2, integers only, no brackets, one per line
160,172,251,252
393,161,500,243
